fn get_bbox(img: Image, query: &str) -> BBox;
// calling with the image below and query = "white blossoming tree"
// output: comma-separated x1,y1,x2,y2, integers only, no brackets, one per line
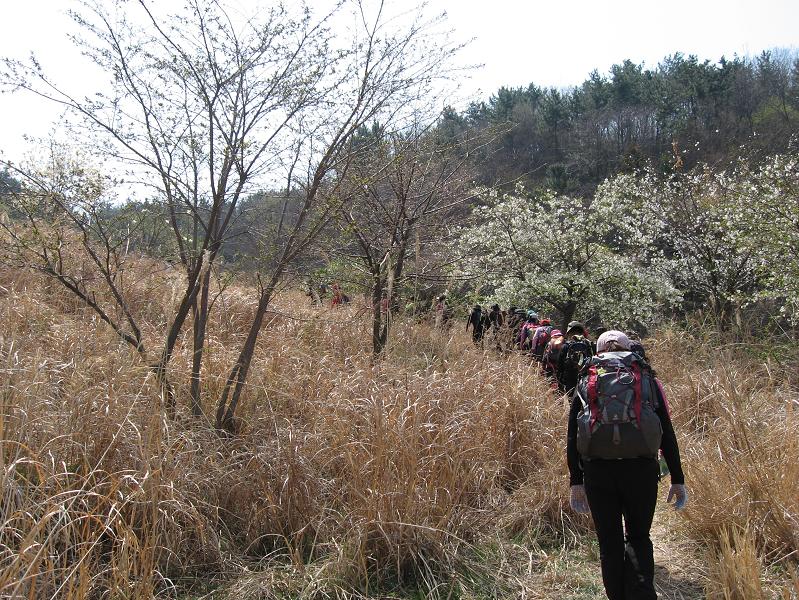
735,152,799,323
595,165,770,327
455,186,679,331
457,146,798,332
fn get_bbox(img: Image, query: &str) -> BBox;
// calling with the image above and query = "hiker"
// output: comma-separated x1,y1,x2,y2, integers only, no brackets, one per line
627,331,648,361
305,279,321,305
488,303,504,350
482,306,492,331
504,306,524,349
630,340,647,360
530,318,553,362
567,330,687,600
488,304,503,331
466,304,486,345
518,311,540,352
507,306,522,331
556,321,594,395
331,283,350,307
541,328,564,380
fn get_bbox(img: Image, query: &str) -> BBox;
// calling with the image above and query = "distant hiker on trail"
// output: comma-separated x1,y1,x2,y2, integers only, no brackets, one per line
518,311,540,352
627,331,648,361
503,307,526,351
567,330,687,600
630,340,647,360
541,328,564,380
488,303,504,350
466,304,486,345
331,283,349,307
504,306,521,347
530,317,553,362
488,304,503,332
331,283,343,307
556,321,594,395
305,280,321,305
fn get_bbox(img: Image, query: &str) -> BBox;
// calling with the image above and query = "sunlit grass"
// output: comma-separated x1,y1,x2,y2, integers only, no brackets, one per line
0,261,796,598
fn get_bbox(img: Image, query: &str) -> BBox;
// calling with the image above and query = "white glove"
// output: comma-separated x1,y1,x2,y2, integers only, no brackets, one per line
666,484,688,510
570,484,590,514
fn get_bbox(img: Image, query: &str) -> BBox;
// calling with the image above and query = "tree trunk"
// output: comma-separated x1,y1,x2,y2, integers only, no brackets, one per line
153,256,206,412
372,273,386,356
216,286,274,431
189,267,211,418
374,235,410,355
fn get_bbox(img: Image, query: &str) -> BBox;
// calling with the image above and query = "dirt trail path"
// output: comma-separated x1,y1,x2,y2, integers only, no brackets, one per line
651,499,706,599
514,498,707,599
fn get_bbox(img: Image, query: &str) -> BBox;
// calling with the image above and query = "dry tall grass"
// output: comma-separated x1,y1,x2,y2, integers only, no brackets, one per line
0,261,584,599
650,328,799,597
1,261,797,598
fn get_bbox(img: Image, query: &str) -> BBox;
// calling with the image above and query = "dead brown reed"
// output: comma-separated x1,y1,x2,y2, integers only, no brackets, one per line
705,524,765,600
0,261,583,598
651,328,799,593
1,258,797,598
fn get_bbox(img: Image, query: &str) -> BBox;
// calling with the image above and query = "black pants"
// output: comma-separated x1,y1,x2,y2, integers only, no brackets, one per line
583,458,660,600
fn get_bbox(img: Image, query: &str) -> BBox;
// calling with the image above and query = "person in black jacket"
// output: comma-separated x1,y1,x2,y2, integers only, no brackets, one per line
556,321,593,394
486,304,504,351
466,304,486,345
567,330,687,600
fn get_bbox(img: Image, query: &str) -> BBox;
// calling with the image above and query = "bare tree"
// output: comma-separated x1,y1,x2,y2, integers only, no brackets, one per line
215,1,465,428
2,0,464,424
335,120,480,355
3,0,349,414
1,148,150,360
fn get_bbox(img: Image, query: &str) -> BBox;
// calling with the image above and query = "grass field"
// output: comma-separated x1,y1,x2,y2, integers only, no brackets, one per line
1,263,797,599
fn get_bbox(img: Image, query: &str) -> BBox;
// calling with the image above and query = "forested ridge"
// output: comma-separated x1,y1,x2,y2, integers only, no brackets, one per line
5,49,798,199
444,50,799,194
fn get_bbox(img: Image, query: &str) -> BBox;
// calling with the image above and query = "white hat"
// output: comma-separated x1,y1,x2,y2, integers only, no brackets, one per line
596,330,631,353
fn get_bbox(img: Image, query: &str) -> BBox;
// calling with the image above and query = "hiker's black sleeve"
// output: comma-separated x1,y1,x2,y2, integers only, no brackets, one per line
567,394,583,486
654,383,685,485
556,343,568,391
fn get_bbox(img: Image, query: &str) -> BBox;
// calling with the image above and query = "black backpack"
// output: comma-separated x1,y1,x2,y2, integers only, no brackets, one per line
564,335,593,372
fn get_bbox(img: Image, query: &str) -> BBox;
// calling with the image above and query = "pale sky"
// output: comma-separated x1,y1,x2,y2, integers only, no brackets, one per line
1,0,797,164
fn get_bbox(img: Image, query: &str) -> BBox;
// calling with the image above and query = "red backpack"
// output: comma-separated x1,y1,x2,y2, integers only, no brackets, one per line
531,326,553,358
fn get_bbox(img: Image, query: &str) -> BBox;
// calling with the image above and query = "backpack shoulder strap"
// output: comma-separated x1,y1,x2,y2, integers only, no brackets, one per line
631,361,643,424
586,363,600,427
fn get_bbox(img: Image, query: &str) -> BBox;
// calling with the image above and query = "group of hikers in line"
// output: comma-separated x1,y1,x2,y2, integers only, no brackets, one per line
466,303,687,600
305,281,351,307
465,303,649,391
304,285,685,598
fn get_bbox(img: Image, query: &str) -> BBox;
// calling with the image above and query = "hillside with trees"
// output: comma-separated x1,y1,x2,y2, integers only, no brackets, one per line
449,50,799,194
